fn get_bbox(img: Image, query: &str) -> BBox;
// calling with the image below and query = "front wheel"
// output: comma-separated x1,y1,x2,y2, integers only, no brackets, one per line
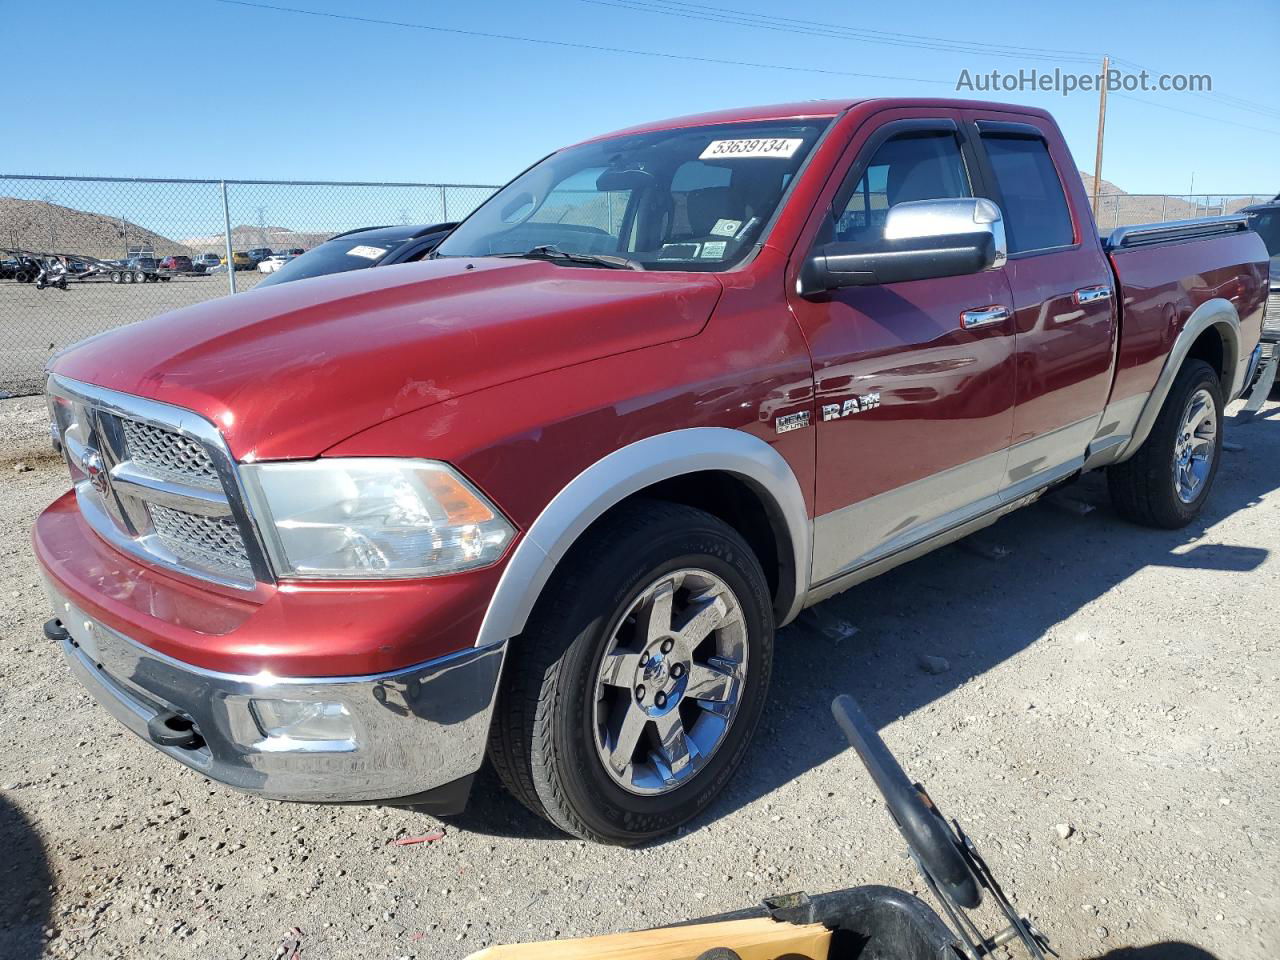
1108,359,1223,528
488,500,774,844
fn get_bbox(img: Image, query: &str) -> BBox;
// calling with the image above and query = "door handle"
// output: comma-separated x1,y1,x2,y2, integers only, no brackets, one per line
959,305,1011,330
1073,285,1112,305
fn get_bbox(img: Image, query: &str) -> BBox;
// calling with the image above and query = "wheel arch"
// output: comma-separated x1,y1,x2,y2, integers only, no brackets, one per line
1119,297,1240,462
472,428,812,649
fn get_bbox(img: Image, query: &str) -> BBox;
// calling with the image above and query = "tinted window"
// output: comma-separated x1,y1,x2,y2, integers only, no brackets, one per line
255,236,398,287
835,132,971,244
982,135,1073,253
1249,210,1280,256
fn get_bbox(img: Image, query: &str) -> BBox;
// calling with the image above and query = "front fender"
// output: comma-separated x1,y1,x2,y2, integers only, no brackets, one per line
472,427,812,649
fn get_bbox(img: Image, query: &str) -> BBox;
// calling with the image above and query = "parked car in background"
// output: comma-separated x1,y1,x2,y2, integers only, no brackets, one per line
35,99,1267,844
193,253,222,272
255,222,456,288
221,251,253,271
245,247,274,264
1242,195,1280,399
256,253,294,274
159,255,194,273
2,256,40,282
284,247,305,257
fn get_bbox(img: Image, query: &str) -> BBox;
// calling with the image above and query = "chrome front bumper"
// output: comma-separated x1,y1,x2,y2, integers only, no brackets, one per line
44,582,505,804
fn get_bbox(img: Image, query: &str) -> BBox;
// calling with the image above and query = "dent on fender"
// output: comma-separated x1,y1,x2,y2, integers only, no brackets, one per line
471,427,813,649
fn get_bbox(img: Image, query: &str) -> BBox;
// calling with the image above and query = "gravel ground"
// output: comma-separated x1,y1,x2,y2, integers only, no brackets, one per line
1,395,1277,960
0,273,265,398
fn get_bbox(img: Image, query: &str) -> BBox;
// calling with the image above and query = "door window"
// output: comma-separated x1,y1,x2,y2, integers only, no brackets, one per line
981,135,1074,253
835,132,972,244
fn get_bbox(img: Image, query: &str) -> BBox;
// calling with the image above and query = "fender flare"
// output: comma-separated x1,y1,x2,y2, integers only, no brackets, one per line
472,427,812,649
1118,297,1241,462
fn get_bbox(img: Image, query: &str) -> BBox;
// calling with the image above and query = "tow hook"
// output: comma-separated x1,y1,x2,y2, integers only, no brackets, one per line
147,710,204,750
44,618,70,642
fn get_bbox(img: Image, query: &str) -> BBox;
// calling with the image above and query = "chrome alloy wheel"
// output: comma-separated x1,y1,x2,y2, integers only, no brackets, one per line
1172,387,1218,504
592,568,748,796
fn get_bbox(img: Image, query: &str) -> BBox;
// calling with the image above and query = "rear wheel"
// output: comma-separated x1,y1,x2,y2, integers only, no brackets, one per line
1108,359,1223,528
122,271,134,284
488,500,774,844
134,271,147,283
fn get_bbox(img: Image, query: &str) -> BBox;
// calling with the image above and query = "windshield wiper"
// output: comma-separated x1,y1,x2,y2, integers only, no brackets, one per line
497,245,644,271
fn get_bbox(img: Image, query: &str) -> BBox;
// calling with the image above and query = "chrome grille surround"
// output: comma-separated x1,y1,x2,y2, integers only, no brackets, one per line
46,374,271,590
1264,288,1280,339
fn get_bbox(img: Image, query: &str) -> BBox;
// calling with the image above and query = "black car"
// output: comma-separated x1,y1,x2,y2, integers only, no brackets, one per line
1240,195,1280,405
1242,196,1279,340
255,222,457,288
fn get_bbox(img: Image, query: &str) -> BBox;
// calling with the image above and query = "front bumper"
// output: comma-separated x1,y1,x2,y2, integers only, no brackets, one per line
44,580,505,805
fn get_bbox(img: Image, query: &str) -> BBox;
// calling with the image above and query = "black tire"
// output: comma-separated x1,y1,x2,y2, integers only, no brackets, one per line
1108,359,1223,528
122,271,133,284
110,271,121,283
488,500,774,844
135,271,147,283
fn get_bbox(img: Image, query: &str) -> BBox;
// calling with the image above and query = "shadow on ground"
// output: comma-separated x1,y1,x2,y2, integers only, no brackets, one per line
0,794,52,960
441,408,1277,841
1089,944,1221,960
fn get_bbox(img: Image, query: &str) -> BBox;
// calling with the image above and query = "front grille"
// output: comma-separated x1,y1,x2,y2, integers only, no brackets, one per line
1264,289,1280,338
122,419,221,487
47,377,266,589
150,505,253,574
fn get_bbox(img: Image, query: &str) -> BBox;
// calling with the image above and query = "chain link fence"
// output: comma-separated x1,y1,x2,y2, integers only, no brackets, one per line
0,175,498,397
1093,193,1270,231
1,175,1272,398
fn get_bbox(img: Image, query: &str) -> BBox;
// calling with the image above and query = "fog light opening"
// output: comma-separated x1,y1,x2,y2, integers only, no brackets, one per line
250,698,355,745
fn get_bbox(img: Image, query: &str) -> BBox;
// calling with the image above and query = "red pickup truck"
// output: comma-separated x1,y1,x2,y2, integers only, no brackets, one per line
35,98,1268,845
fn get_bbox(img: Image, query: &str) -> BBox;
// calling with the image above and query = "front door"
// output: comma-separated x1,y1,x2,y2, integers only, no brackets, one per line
787,115,1017,585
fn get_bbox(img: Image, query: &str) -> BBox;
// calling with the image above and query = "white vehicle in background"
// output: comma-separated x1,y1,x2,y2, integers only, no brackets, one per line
257,253,294,274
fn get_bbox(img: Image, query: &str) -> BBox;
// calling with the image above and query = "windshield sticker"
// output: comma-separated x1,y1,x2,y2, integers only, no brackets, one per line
699,138,803,160
346,245,387,260
701,241,728,259
710,218,742,237
658,242,701,260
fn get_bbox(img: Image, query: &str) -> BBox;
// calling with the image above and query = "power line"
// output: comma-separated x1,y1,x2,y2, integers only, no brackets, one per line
212,0,951,85
583,0,1280,124
576,0,1100,64
1109,55,1280,122
1112,91,1280,137
213,0,1280,138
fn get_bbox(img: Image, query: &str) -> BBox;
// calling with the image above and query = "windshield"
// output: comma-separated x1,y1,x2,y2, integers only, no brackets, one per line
435,119,831,271
256,234,399,287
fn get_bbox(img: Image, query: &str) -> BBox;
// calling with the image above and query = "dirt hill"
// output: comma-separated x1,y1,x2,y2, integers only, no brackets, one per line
183,225,331,254
0,196,194,259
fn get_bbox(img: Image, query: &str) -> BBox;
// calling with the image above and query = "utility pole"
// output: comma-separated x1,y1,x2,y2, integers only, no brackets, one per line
1091,54,1109,218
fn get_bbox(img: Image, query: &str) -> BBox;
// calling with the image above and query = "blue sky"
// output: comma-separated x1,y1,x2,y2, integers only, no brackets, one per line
2,0,1276,194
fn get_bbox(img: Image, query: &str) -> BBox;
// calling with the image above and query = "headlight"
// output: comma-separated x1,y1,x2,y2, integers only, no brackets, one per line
241,459,514,578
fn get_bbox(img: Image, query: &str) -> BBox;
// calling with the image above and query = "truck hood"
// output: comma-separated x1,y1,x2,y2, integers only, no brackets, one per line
50,258,723,460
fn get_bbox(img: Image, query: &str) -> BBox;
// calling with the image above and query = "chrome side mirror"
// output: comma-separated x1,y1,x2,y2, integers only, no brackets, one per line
884,197,1007,271
799,197,1008,297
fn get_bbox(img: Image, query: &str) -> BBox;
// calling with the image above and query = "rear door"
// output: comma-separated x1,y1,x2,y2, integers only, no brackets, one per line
786,112,1017,585
963,113,1119,496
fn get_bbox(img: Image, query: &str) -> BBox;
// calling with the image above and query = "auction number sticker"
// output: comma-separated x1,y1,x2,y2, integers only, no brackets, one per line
346,245,387,260
699,138,803,160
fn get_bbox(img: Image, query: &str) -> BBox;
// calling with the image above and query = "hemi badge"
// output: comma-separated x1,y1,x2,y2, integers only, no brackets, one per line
775,411,811,434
